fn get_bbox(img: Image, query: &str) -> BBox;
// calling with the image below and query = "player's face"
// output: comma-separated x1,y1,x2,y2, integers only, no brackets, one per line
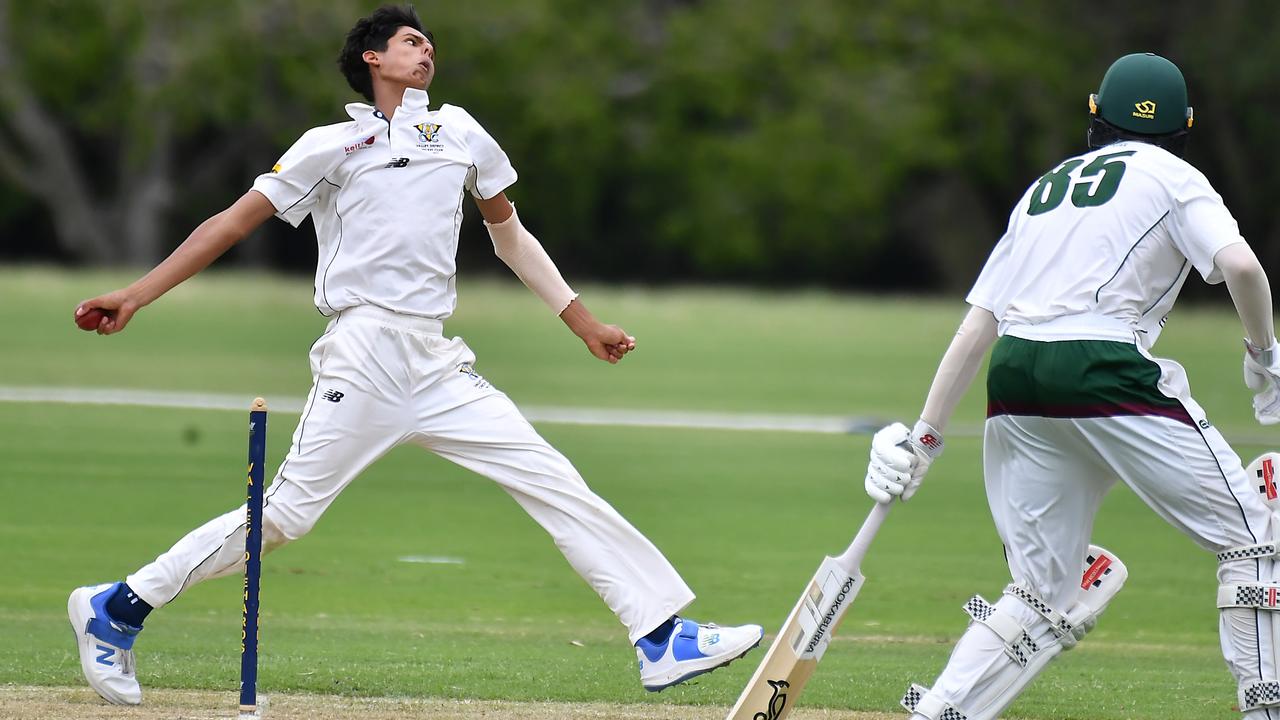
371,27,435,90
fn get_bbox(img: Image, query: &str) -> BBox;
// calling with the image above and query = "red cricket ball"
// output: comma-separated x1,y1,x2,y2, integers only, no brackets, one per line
75,308,106,331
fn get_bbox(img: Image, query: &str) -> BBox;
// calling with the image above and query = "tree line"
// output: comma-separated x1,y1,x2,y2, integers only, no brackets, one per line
2,0,1276,292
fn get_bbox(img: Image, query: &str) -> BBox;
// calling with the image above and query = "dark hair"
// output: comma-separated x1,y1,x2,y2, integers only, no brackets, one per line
1087,116,1189,158
338,5,433,102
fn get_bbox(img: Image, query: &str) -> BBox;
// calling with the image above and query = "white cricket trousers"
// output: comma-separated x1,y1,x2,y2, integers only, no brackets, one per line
925,335,1279,719
127,305,695,643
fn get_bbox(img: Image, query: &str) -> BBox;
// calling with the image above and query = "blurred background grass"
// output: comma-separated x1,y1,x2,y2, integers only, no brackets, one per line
0,270,1270,718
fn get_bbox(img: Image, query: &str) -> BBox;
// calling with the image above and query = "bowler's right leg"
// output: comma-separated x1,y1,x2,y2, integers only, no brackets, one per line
70,318,405,704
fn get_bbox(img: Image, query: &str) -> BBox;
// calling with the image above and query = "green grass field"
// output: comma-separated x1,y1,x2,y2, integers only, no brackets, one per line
0,267,1271,718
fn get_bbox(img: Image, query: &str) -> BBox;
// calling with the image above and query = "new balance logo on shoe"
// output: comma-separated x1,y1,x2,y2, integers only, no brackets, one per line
95,645,114,666
322,390,345,403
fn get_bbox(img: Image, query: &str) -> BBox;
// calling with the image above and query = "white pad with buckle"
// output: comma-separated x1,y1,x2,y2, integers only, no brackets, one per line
901,545,1127,720
1218,452,1280,714
962,595,1038,667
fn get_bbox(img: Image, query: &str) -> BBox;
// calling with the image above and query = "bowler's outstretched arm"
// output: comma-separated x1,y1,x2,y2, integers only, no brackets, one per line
74,190,277,334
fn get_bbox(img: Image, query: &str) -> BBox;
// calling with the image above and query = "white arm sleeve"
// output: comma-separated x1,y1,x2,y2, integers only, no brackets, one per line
1217,242,1276,348
919,305,999,432
484,204,579,314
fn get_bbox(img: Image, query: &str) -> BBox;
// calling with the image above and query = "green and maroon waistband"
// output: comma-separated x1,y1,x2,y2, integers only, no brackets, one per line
986,336,1194,427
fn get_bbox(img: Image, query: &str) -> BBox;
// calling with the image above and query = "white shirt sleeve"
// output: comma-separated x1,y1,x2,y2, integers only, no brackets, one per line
965,189,1032,316
965,231,1013,314
1168,167,1246,284
251,127,360,227
456,108,518,200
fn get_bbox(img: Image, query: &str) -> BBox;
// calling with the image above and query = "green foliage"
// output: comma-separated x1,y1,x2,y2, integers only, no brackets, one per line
3,1,1278,287
9,0,353,138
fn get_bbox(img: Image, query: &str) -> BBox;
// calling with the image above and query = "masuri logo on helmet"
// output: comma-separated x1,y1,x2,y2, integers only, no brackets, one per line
1133,100,1157,120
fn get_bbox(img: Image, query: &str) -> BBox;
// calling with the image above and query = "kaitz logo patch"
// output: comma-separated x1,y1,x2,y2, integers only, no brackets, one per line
343,136,376,155
1132,100,1157,120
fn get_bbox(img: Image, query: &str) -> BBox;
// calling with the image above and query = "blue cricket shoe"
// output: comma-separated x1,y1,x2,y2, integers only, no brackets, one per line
68,582,143,705
635,617,764,691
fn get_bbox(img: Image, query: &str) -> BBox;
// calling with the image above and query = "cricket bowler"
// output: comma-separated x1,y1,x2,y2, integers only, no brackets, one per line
66,5,761,705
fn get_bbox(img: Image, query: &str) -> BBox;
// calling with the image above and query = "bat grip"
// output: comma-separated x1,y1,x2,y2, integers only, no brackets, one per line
836,501,891,571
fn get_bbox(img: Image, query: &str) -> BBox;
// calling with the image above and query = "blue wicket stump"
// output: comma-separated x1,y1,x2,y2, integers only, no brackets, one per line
240,398,267,717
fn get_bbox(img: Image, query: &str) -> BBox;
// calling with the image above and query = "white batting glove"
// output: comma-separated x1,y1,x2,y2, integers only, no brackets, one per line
1244,339,1280,425
866,423,913,504
865,420,945,503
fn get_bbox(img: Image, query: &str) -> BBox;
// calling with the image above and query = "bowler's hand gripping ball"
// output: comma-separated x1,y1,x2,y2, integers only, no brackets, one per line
75,308,106,332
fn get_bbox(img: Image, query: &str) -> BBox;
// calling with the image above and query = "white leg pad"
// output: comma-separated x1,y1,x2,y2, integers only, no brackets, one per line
1220,572,1280,713
902,545,1127,720
1218,453,1280,716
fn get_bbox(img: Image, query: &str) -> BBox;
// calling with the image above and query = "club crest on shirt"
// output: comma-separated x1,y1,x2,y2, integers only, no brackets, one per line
414,123,444,151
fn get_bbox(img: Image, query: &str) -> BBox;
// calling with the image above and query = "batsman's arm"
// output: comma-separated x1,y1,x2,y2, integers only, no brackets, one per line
76,190,277,334
1217,242,1276,349
1217,242,1280,425
917,305,999,431
866,305,997,503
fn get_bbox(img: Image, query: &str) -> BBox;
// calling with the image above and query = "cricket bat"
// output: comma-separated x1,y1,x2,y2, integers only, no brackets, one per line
725,501,891,720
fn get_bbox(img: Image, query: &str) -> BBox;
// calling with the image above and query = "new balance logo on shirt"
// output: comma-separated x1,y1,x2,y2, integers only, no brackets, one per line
458,365,491,390
322,390,345,403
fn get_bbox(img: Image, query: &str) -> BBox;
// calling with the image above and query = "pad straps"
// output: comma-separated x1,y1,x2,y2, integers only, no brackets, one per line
964,595,1039,667
901,683,969,720
1217,542,1280,564
1217,583,1280,610
1240,681,1280,712
1004,583,1074,640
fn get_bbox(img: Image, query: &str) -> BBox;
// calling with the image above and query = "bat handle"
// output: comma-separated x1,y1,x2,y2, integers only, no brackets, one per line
835,501,892,570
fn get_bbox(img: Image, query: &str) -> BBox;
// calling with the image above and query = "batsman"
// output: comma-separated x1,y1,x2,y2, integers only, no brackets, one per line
865,53,1280,719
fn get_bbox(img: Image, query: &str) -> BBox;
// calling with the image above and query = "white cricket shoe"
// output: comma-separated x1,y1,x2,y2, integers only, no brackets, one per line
68,583,143,705
635,617,764,691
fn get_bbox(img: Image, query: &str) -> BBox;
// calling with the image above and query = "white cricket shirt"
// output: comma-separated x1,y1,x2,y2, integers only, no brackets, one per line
251,88,517,318
967,141,1246,348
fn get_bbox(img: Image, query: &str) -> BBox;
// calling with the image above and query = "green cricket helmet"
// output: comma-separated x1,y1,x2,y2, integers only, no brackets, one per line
1087,53,1194,156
